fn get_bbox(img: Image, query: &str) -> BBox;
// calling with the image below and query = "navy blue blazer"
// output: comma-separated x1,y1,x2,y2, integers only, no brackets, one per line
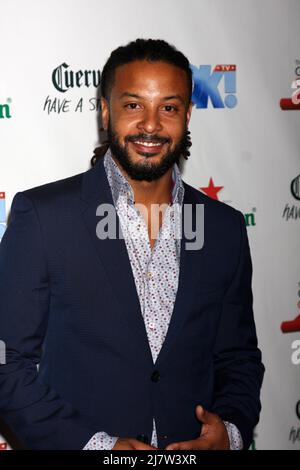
0,156,264,450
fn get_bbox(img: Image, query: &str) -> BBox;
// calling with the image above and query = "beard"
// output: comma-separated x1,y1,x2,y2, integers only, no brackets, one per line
107,121,189,182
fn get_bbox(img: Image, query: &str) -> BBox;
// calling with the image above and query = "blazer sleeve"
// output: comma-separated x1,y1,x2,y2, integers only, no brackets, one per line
0,192,98,449
211,210,265,449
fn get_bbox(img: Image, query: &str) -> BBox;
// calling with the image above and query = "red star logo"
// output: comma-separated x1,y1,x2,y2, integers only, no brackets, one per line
200,178,223,200
281,314,300,333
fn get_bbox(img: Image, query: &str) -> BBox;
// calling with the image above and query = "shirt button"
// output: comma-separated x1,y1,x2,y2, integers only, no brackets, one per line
149,322,156,330
147,272,152,279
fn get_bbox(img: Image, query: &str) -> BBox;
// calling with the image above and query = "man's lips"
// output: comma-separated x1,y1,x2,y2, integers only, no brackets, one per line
128,139,167,155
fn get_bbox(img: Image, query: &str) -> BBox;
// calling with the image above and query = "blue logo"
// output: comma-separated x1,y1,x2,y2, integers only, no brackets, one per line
0,192,6,241
191,64,237,109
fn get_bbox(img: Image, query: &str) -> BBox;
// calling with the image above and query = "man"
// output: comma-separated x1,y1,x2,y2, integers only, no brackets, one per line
0,39,264,450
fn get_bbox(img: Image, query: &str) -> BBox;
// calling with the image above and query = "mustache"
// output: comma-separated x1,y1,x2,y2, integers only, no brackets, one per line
125,134,170,144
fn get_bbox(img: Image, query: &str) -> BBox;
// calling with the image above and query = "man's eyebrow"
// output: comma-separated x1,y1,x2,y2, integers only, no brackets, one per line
120,92,141,99
119,92,185,105
163,95,185,105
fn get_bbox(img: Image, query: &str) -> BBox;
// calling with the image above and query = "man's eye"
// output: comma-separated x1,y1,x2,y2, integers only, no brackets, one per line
163,105,177,112
125,103,140,109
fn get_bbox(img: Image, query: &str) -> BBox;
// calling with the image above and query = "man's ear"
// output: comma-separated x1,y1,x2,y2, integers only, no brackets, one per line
101,97,109,131
186,101,193,126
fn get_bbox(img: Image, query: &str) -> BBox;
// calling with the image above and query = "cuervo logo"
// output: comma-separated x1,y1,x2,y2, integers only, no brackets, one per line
52,63,101,93
291,174,300,201
296,400,300,420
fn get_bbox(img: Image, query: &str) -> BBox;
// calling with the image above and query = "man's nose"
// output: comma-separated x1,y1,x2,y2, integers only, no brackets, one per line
137,109,163,134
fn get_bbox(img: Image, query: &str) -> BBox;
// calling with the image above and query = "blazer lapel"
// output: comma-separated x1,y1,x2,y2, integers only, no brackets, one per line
80,157,153,366
155,183,202,367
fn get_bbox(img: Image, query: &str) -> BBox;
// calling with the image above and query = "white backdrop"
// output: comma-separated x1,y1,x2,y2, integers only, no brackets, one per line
1,0,300,450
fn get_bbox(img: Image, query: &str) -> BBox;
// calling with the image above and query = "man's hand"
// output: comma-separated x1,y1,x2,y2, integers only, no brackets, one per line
165,405,230,450
113,438,157,450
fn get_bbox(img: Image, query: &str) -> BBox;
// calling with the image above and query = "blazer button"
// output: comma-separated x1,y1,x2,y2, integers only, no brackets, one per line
151,370,160,383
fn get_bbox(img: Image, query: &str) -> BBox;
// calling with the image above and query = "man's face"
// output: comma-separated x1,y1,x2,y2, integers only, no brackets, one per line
101,60,193,181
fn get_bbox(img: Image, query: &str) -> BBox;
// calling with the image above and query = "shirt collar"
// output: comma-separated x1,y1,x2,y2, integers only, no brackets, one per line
103,147,185,207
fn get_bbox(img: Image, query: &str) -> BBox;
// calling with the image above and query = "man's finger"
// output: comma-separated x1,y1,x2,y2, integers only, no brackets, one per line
166,438,212,451
195,405,218,425
132,439,158,450
165,442,180,451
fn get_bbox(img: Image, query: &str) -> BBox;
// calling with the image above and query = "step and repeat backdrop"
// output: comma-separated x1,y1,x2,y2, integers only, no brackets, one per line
1,0,300,450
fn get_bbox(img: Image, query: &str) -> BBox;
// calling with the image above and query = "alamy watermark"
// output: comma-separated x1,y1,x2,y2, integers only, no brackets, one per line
291,339,300,365
95,199,204,251
0,340,6,365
